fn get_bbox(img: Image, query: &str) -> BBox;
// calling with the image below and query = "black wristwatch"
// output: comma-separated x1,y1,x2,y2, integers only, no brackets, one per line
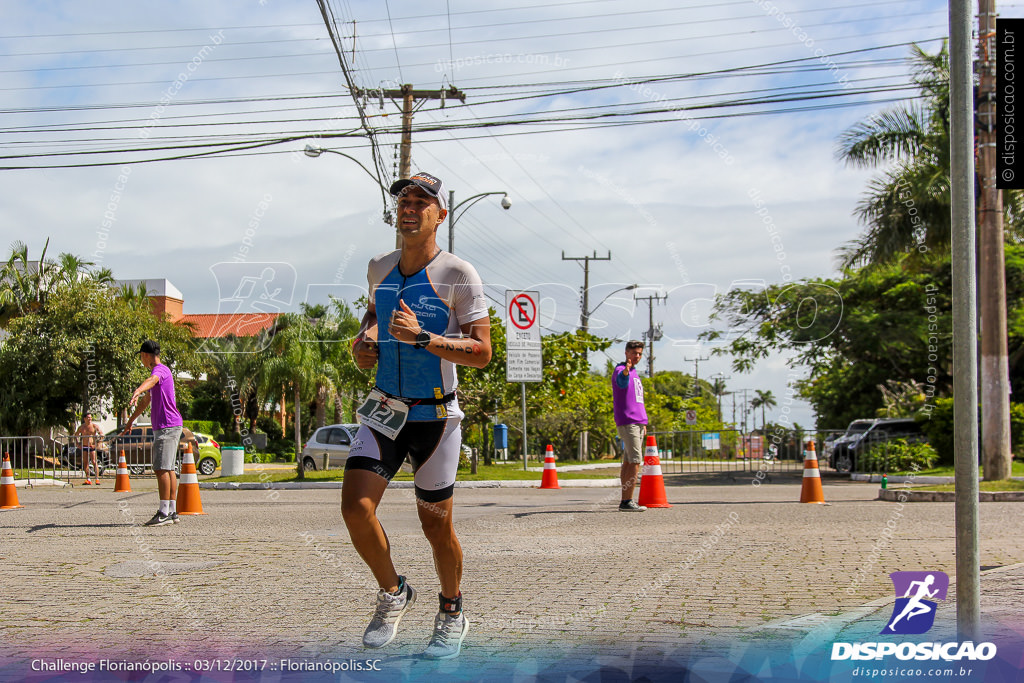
414,330,431,349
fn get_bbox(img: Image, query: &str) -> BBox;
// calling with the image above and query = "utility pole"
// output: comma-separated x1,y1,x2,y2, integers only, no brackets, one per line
977,0,1012,480
950,0,980,640
356,84,465,246
735,388,753,434
357,85,466,181
634,293,667,379
562,251,611,333
684,354,710,398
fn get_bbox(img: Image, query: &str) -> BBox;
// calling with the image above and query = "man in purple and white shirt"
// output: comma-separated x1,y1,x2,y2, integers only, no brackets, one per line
612,340,648,511
123,339,184,526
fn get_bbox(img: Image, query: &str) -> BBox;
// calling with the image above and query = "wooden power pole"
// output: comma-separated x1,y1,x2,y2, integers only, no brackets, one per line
977,0,1013,480
634,293,666,379
356,84,465,246
562,250,611,333
357,84,466,181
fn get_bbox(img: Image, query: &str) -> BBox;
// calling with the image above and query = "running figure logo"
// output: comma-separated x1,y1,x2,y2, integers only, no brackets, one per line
882,571,949,634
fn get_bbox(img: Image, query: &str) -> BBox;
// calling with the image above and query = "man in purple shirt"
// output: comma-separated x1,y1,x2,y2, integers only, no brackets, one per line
612,340,648,511
123,340,183,526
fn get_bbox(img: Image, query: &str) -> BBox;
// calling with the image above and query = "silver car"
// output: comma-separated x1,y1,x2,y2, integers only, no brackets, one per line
301,423,360,471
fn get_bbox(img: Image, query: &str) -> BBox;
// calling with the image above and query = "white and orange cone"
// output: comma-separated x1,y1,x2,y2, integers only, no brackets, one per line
637,435,671,508
539,444,561,489
175,444,206,515
799,440,827,504
1,452,23,510
113,450,131,493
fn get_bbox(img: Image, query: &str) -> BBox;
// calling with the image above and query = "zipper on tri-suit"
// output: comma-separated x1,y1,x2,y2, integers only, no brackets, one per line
397,274,407,397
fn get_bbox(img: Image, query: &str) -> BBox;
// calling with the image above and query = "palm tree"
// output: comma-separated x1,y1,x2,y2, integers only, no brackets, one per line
299,302,346,431
204,334,271,435
327,296,372,424
750,389,777,434
0,239,107,326
709,376,729,423
261,314,329,478
835,44,972,269
117,282,154,313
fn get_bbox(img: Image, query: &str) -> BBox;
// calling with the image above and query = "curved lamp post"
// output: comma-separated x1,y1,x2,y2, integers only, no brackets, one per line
448,190,510,254
583,284,637,333
303,144,393,225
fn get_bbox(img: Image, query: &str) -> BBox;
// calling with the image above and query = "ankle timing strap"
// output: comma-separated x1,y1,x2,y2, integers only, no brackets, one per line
439,592,462,614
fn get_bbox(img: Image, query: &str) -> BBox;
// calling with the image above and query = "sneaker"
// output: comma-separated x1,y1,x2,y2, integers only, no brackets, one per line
82,479,92,485
618,500,647,512
170,512,180,524
144,511,174,527
423,612,469,659
362,578,416,648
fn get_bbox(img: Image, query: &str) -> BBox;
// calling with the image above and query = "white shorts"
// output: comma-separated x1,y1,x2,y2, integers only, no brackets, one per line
345,419,463,502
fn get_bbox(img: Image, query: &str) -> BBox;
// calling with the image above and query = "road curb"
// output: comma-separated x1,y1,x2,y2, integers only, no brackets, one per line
200,479,619,490
877,488,1024,502
852,474,1024,484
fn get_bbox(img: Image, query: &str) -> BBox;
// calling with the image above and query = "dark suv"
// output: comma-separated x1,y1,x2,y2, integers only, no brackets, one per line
829,417,927,473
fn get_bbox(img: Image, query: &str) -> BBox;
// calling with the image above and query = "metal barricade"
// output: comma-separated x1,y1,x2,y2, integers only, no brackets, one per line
53,433,119,483
103,433,154,477
652,429,836,476
0,436,54,486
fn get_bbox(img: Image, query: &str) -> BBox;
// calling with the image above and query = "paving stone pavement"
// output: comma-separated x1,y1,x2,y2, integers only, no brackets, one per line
0,476,1021,680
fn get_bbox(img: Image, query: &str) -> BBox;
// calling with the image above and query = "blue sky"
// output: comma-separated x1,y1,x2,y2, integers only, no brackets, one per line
0,0,954,429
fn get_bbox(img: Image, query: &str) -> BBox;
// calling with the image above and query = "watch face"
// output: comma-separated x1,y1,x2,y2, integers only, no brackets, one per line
416,331,431,348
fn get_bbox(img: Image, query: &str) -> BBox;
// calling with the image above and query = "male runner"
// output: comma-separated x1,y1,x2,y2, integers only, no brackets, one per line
344,171,491,659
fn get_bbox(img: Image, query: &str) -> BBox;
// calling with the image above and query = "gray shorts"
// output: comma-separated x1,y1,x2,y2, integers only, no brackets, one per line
152,426,182,471
616,424,646,464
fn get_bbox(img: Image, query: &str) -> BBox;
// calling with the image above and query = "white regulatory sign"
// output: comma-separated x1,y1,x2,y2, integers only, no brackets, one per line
506,290,543,382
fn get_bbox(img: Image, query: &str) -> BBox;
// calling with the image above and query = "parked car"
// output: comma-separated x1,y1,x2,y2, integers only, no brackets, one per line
190,432,223,475
301,423,361,471
829,417,927,472
826,419,873,470
105,425,222,476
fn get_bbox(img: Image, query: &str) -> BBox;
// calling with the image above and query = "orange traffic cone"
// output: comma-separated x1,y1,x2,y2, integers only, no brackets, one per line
175,444,206,515
637,435,671,508
799,440,827,504
113,450,131,493
1,453,24,510
539,445,561,489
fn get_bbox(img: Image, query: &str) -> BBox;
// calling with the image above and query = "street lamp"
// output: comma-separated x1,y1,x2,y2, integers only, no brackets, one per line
303,144,393,225
303,144,383,185
583,284,637,334
448,190,510,254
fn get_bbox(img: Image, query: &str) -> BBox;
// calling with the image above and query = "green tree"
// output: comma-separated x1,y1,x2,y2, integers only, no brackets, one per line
459,318,610,460
0,278,201,432
701,255,956,429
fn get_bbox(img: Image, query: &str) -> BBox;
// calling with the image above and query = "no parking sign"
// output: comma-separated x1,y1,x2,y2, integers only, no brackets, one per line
505,290,542,382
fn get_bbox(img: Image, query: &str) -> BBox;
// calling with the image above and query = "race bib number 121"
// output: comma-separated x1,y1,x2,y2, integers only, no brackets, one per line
356,389,410,439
